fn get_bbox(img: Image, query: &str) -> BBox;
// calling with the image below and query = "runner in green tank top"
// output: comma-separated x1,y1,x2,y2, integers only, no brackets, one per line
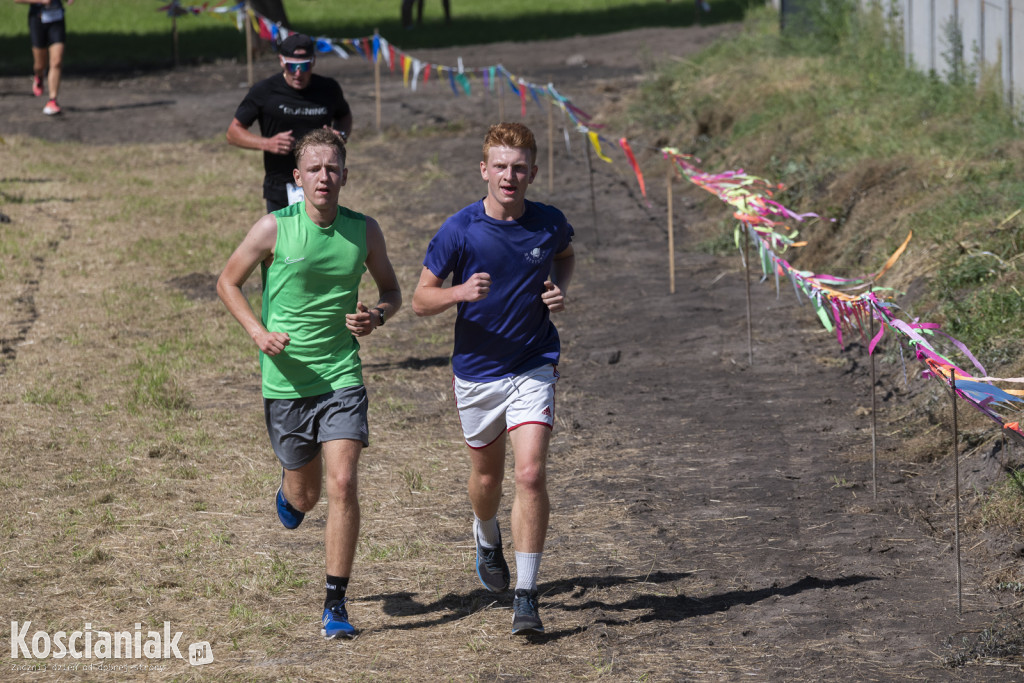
259,201,368,398
218,128,402,639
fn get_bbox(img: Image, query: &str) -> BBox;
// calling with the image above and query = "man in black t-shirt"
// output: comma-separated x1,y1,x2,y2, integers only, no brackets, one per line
226,33,353,212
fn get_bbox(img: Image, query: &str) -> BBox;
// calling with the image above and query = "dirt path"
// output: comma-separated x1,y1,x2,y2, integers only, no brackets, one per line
1,23,1018,680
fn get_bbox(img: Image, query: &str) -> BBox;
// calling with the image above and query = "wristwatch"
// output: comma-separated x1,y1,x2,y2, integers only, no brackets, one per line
372,307,386,326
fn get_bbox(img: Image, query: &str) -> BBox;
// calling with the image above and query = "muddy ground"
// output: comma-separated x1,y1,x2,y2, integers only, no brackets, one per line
2,23,1023,681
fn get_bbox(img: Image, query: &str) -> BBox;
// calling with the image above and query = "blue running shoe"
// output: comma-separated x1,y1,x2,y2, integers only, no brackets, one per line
474,520,510,592
276,473,304,529
321,599,356,639
511,589,544,634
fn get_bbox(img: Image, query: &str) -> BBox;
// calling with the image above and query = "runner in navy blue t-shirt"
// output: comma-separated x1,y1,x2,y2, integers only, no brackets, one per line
412,122,575,635
226,33,353,212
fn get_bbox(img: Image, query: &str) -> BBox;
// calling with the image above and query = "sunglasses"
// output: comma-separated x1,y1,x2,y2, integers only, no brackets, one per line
283,60,312,74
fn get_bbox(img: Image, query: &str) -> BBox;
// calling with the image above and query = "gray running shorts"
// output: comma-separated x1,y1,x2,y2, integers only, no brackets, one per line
263,385,369,470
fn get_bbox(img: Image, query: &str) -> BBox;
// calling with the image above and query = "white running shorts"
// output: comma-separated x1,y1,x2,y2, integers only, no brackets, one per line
453,364,558,449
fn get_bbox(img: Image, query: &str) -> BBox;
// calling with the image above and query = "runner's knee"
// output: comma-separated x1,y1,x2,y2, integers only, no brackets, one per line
289,481,322,512
325,469,358,503
514,463,547,494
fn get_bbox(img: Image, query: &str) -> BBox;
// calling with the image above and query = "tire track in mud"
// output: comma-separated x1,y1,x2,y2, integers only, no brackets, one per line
0,181,73,376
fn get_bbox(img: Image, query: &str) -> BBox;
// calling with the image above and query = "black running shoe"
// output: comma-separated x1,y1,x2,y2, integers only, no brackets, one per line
511,589,544,634
474,520,510,592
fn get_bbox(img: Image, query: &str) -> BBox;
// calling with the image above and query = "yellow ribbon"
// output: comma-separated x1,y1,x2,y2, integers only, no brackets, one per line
588,132,612,164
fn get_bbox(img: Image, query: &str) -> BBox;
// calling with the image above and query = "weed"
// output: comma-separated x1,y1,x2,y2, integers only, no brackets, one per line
943,613,1024,668
175,464,201,480
976,470,1024,534
129,361,192,413
831,475,854,489
402,466,428,492
995,581,1024,593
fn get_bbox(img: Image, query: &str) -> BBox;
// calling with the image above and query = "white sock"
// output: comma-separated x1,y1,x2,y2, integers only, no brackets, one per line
473,515,500,548
514,551,542,592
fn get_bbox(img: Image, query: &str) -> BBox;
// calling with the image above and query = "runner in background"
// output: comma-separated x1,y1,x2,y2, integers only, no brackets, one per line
402,0,451,29
226,33,353,213
16,0,75,115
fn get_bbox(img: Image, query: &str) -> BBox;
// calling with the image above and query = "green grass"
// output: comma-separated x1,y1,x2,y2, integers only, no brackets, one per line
0,0,745,74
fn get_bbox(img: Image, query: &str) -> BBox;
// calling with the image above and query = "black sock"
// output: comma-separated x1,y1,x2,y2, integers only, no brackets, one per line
325,575,349,609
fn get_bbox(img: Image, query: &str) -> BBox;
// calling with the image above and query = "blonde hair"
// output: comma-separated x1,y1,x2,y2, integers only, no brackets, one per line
294,128,347,166
482,122,536,165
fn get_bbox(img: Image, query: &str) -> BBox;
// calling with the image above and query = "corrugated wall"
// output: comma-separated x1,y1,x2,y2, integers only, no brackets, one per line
901,0,1018,108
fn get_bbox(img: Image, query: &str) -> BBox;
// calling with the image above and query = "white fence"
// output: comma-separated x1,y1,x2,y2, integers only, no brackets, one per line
901,0,1022,108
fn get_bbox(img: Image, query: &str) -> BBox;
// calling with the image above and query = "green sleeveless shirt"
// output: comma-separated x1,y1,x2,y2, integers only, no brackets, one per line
260,202,367,399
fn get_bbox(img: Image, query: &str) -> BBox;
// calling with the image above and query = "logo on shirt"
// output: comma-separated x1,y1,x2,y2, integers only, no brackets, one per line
524,247,546,265
279,105,329,116
284,257,305,264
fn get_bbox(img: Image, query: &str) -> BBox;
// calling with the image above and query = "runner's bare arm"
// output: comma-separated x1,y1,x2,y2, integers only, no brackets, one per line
217,214,291,355
542,244,575,312
411,267,491,317
346,217,402,336
329,111,354,142
226,118,295,155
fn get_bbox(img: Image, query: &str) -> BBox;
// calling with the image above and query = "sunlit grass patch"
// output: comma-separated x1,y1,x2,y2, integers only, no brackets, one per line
976,469,1024,536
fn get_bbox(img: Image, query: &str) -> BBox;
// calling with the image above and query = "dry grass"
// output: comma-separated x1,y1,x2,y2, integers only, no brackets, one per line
0,133,685,681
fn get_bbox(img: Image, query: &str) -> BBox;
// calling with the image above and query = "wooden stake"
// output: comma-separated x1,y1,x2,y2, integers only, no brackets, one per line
667,170,675,294
869,286,877,500
172,12,179,68
547,100,554,194
498,76,505,122
584,142,599,247
244,1,254,87
951,373,963,616
742,223,753,365
374,30,382,134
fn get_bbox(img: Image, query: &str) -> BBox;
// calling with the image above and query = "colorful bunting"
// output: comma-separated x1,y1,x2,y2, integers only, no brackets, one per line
162,4,1024,435
619,138,645,197
588,132,612,163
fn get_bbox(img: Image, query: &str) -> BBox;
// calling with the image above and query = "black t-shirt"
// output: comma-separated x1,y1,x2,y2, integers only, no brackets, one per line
233,73,351,196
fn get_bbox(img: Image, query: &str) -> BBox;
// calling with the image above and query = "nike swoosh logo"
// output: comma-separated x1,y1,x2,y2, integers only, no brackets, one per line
284,257,305,264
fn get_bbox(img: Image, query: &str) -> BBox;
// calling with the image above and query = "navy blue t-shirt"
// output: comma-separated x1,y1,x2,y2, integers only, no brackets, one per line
423,200,574,382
